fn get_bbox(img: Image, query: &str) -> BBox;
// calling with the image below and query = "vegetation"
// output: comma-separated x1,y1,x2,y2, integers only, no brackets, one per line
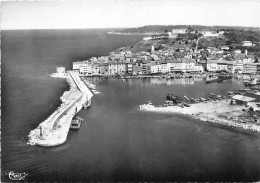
223,29,260,44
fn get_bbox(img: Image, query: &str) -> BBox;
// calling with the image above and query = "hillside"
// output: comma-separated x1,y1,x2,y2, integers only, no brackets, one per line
118,25,260,34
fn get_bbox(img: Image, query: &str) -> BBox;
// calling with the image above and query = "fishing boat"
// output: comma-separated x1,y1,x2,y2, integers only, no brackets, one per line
200,98,206,102
177,103,184,108
183,102,191,107
228,91,234,95
216,95,222,100
219,74,232,80
190,98,196,103
245,78,258,86
183,96,190,101
206,75,223,84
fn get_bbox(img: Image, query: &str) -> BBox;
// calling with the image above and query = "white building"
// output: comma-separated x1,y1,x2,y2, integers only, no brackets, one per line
151,64,162,74
241,41,254,47
79,63,92,75
73,61,85,71
172,29,187,34
202,31,224,37
108,63,118,74
117,63,126,75
194,64,204,72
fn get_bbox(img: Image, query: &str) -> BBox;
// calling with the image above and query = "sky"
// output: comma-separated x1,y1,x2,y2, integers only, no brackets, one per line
1,0,260,30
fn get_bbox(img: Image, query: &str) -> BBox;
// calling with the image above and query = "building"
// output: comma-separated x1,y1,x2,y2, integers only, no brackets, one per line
206,60,232,72
234,49,242,54
206,61,218,72
202,31,222,37
243,63,257,74
108,62,118,74
167,59,184,73
117,63,126,75
150,63,162,74
73,61,85,71
194,63,204,73
100,63,109,75
182,58,195,72
241,41,254,47
126,63,133,75
79,63,92,75
133,62,142,75
92,64,101,75
161,62,168,74
233,62,244,73
172,29,187,34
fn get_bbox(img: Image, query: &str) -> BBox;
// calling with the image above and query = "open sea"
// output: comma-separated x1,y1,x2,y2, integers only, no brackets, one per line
2,29,260,182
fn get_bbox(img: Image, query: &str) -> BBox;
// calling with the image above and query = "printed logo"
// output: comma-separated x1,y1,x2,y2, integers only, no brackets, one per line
5,171,28,180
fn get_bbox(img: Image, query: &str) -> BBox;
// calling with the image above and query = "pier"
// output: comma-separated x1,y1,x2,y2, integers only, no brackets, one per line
28,71,93,147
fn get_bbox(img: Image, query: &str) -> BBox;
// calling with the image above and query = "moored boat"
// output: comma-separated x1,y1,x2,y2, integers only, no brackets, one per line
206,76,223,84
70,117,84,130
83,99,91,109
183,102,191,107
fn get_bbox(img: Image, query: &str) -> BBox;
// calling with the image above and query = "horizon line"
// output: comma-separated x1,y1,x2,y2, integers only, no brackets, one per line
2,24,260,31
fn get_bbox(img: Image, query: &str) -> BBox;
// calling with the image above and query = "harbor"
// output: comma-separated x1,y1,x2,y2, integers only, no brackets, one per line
140,88,260,132
27,69,93,147
3,27,260,182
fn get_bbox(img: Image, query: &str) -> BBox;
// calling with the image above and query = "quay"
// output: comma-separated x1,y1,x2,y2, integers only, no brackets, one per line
28,71,93,147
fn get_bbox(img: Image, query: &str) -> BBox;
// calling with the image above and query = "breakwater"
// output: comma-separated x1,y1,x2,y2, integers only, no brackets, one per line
27,71,93,147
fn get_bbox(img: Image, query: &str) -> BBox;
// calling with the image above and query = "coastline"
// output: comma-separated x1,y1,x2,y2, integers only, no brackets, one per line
140,100,260,132
107,31,162,36
27,71,93,147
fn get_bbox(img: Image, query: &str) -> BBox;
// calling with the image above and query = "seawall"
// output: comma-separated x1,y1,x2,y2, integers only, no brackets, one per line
27,71,93,147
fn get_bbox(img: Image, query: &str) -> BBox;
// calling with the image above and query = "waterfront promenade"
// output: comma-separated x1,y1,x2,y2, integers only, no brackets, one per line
28,71,93,147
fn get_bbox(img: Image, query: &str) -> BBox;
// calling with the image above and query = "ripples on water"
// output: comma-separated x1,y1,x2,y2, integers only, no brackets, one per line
2,29,260,182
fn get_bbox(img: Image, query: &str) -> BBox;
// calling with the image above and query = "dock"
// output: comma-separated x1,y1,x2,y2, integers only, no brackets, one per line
28,71,93,147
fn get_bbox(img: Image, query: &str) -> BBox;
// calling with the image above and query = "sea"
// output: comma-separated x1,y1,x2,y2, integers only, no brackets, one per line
2,29,260,182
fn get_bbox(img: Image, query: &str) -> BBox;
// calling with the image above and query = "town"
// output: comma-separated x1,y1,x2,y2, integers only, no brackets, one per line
72,27,260,78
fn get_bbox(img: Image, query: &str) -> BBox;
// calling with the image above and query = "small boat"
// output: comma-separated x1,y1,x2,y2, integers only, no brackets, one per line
190,98,196,103
245,78,257,86
177,103,184,108
200,97,206,102
228,91,234,95
148,101,152,105
184,96,190,101
183,102,191,107
83,99,91,109
206,76,223,84
210,93,215,96
70,117,84,130
216,95,222,100
219,74,232,80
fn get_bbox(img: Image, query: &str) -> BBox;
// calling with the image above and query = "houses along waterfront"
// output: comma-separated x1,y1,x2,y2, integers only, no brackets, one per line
73,28,260,77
